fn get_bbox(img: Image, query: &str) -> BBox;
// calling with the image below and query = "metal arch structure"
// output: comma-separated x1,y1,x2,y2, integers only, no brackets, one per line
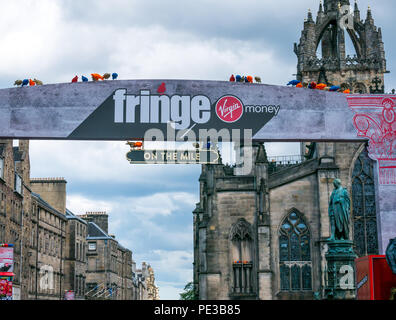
0,79,395,253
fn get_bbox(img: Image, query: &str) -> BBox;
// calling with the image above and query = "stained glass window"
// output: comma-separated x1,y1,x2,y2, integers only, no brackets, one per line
279,235,289,262
352,147,379,256
280,264,290,290
301,235,310,261
302,265,312,290
279,210,312,291
291,265,301,291
290,233,300,261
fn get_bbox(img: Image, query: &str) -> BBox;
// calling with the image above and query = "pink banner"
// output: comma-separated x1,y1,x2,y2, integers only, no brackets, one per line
0,247,13,274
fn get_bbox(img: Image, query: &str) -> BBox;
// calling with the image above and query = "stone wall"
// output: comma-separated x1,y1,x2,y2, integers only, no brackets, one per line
80,212,109,234
30,178,67,215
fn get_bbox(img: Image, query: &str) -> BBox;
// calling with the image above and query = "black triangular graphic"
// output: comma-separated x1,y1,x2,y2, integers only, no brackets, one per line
68,91,278,141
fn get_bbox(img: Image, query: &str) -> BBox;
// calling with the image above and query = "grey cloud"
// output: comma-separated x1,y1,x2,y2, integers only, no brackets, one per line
2,0,396,299
56,0,396,89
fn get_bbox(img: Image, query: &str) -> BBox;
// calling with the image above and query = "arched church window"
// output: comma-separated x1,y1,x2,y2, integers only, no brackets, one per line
279,210,312,291
230,219,253,294
352,147,378,256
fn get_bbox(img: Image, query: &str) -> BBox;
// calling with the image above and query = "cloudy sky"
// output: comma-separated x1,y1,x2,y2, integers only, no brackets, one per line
1,0,395,299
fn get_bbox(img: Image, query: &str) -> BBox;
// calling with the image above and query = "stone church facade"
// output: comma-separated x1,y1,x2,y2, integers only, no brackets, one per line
193,0,386,300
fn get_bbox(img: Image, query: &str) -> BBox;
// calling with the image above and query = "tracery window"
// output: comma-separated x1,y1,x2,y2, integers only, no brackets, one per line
352,147,378,256
230,218,253,294
279,210,312,291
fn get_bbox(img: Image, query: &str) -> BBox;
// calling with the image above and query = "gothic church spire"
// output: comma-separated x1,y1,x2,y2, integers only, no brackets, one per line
294,0,387,93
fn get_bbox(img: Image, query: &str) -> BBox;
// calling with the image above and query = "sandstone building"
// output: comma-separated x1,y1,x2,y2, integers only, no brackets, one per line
30,178,82,300
193,0,385,300
0,140,33,299
147,264,160,300
65,209,88,299
28,191,67,300
81,212,134,300
194,144,377,300
134,262,160,300
0,140,157,300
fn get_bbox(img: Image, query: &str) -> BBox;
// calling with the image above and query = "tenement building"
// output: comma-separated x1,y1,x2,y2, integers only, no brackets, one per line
0,140,33,299
134,262,160,300
147,264,160,300
193,0,386,300
64,209,88,299
81,212,134,300
28,192,67,300
30,178,74,299
0,140,156,300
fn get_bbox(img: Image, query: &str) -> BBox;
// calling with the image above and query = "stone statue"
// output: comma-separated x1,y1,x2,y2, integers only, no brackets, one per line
386,238,396,275
328,179,351,241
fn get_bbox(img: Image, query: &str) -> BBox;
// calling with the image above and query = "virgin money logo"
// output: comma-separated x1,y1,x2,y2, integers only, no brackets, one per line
215,95,244,123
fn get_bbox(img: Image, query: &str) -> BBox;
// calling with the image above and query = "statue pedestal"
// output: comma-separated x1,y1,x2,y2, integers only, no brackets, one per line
324,240,357,300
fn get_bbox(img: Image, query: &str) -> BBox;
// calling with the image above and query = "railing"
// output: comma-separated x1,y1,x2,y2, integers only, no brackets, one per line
303,55,384,72
85,283,117,300
268,155,304,165
268,155,304,174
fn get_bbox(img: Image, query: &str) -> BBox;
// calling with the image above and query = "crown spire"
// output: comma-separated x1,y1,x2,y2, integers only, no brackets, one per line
323,0,350,13
294,0,387,91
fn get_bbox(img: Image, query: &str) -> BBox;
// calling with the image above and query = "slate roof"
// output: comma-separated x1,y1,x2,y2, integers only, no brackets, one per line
31,192,67,221
86,222,131,254
118,242,130,252
87,222,113,240
65,208,88,225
